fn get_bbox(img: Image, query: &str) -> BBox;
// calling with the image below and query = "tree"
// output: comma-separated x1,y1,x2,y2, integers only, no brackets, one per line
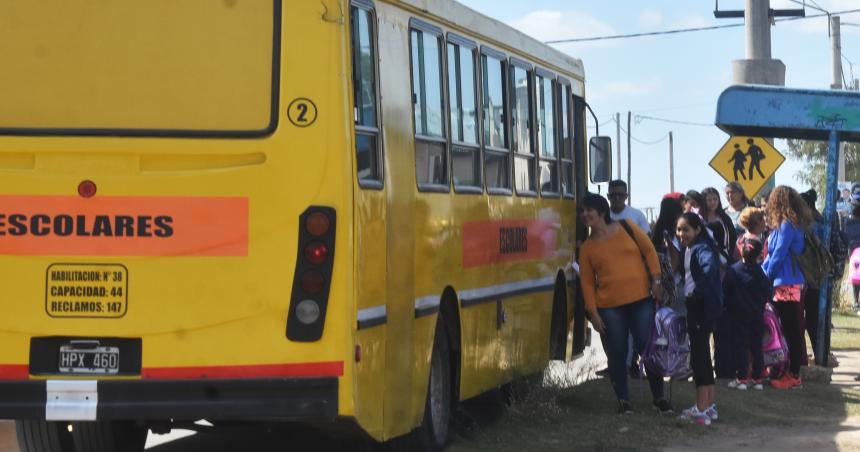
785,139,860,196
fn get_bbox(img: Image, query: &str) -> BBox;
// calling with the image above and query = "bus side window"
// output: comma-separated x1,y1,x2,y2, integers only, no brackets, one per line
536,71,558,196
447,38,480,191
350,4,383,187
510,60,534,195
410,24,448,190
481,50,510,192
558,81,574,198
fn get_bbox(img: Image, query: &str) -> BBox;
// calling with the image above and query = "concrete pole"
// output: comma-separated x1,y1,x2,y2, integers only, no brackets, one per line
669,131,675,192
832,16,846,182
616,112,621,179
831,16,842,90
746,0,772,59
627,111,632,205
733,0,784,198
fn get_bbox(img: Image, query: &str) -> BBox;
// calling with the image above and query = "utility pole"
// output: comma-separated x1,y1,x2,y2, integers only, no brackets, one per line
616,112,621,179
715,0,801,197
627,111,632,205
669,131,675,192
832,16,846,182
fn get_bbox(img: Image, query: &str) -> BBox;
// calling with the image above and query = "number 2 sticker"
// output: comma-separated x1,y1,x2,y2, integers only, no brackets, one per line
288,98,318,128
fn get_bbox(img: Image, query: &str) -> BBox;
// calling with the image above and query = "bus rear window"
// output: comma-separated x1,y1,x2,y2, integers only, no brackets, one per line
0,1,279,137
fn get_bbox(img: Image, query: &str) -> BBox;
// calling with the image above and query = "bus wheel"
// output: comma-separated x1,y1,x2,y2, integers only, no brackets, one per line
414,317,452,451
16,420,75,452
70,421,147,452
549,280,567,360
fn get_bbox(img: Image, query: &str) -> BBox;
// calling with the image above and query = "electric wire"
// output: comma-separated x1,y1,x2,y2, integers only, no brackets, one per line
634,114,713,128
544,9,860,44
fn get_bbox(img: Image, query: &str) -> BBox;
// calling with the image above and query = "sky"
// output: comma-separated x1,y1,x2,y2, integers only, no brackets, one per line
457,0,860,217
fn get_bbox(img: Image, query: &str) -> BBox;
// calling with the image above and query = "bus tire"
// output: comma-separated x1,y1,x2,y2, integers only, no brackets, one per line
549,277,568,360
16,420,75,452
414,316,452,451
70,421,147,452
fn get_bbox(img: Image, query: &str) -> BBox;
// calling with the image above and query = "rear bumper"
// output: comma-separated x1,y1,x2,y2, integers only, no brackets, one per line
0,377,338,421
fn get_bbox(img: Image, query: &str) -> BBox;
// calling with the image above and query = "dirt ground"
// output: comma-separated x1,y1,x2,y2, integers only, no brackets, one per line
662,348,860,452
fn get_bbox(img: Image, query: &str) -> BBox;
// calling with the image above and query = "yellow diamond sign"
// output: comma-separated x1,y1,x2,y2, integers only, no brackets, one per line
709,136,785,198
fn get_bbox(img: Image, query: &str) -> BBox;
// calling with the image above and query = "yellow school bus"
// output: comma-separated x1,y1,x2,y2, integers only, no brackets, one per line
0,0,592,450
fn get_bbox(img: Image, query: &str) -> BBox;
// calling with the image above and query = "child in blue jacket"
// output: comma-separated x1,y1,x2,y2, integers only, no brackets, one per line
677,213,722,426
724,237,771,390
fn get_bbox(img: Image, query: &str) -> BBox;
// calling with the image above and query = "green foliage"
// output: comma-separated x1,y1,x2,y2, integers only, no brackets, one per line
785,140,860,194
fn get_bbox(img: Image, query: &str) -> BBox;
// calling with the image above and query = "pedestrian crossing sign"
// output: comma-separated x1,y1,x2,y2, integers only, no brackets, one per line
709,136,785,198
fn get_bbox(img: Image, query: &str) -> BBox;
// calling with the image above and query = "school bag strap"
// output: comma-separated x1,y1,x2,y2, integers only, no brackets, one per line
618,219,653,280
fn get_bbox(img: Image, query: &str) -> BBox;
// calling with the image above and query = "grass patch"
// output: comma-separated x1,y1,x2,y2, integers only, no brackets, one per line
447,313,860,452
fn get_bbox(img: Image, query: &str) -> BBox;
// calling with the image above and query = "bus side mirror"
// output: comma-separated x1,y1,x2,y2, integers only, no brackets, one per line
588,136,612,184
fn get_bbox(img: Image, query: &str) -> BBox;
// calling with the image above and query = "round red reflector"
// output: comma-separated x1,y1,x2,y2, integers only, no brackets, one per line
78,180,97,198
300,271,325,294
304,241,329,265
306,212,331,236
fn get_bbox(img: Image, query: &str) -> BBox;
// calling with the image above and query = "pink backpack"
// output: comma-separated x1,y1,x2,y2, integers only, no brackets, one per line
762,303,789,367
850,248,860,284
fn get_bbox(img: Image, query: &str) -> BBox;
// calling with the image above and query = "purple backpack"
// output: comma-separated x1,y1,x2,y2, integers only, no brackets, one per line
762,303,789,366
642,307,691,378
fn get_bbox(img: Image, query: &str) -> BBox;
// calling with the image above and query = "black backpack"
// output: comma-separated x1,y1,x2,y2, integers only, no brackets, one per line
791,230,834,289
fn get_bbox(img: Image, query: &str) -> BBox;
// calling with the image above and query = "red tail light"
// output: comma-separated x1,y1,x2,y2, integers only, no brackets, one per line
287,206,336,342
304,241,329,265
300,271,324,294
306,212,331,236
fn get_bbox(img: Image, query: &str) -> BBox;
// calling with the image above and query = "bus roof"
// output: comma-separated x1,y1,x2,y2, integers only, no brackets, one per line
392,0,585,82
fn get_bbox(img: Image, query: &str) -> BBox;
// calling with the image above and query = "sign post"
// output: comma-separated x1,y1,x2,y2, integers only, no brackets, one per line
709,135,785,198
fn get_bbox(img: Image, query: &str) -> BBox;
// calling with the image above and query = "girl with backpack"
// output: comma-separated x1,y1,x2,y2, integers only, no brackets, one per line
723,237,771,390
578,194,673,416
676,213,722,426
762,186,812,390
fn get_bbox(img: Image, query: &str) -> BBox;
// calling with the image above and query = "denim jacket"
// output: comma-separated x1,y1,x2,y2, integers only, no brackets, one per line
683,236,723,323
762,220,805,287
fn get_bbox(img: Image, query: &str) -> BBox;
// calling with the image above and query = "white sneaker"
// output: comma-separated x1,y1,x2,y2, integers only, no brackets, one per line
680,405,711,426
705,404,718,421
728,378,742,389
736,381,748,391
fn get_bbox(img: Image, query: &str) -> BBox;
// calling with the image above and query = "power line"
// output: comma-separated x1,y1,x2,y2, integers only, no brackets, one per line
616,124,670,146
545,23,743,44
787,0,828,14
544,9,860,44
634,114,713,128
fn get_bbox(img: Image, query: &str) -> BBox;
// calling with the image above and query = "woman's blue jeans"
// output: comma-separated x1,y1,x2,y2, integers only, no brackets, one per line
598,298,664,402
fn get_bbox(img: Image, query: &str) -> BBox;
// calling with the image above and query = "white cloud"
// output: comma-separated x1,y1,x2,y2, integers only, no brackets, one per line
639,9,663,28
588,79,662,102
507,10,617,48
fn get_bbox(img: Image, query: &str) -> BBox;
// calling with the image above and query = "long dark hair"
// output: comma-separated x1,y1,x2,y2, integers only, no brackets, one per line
581,193,612,224
701,187,725,216
652,197,683,252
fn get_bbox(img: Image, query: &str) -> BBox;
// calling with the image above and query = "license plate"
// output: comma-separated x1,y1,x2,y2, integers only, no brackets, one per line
59,341,119,375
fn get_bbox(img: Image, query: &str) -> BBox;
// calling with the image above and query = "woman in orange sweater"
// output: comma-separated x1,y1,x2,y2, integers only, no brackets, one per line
579,193,672,415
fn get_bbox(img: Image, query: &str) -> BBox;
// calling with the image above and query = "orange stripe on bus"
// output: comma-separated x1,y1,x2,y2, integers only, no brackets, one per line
141,361,344,379
0,196,248,256
0,365,29,380
462,219,557,268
